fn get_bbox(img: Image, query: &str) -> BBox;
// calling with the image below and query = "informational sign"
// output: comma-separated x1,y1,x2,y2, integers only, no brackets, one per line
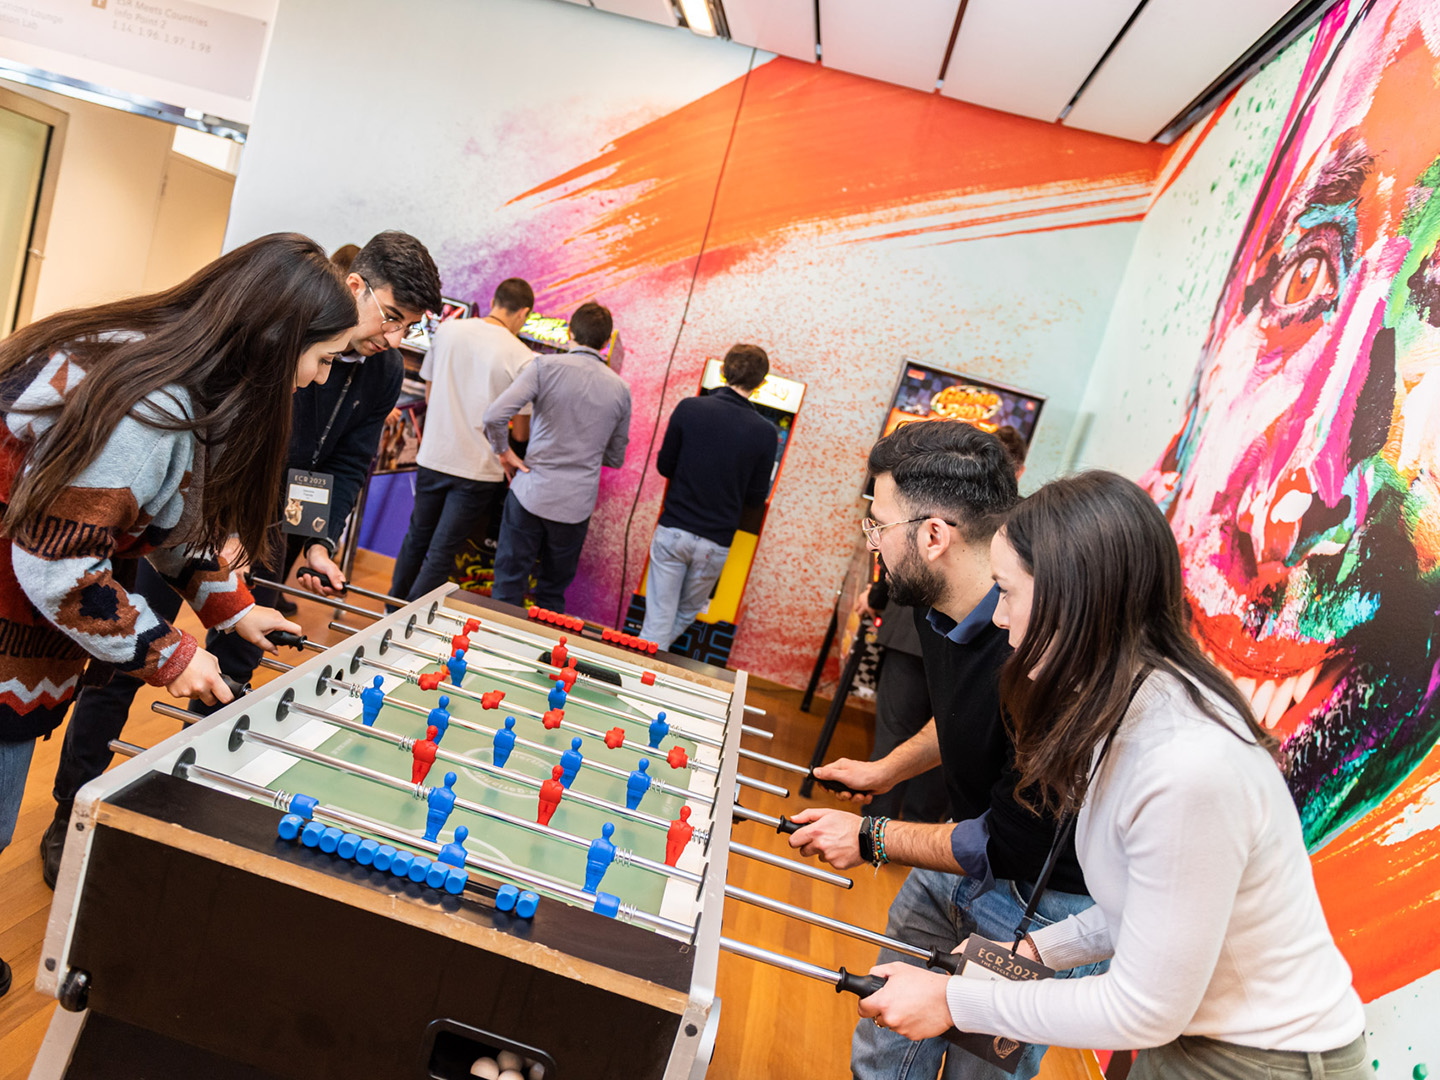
0,0,273,121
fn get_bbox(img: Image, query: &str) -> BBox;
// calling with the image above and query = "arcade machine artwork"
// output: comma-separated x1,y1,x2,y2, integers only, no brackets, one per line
625,360,806,666
881,361,1044,441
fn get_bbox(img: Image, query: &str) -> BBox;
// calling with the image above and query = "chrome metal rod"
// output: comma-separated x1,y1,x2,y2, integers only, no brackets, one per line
241,725,700,887
339,660,717,808
730,841,851,889
719,936,841,984
732,804,786,829
735,773,789,798
252,578,383,621
723,884,926,960
107,739,145,758
179,761,692,938
737,746,812,777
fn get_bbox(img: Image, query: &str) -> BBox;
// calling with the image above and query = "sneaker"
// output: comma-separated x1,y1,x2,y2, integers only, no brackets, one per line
40,802,70,890
0,958,12,998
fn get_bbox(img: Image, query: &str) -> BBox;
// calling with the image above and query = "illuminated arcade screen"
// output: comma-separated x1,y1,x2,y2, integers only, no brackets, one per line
402,297,472,352
882,360,1045,445
518,313,571,351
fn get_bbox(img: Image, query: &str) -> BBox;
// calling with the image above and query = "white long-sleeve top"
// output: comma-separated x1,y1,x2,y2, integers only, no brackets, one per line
945,671,1364,1052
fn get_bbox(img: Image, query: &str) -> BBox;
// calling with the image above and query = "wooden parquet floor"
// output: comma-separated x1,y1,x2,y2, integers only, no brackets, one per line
0,549,1101,1080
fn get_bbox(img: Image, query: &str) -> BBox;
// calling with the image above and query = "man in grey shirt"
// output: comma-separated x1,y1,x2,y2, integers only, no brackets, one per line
483,301,631,611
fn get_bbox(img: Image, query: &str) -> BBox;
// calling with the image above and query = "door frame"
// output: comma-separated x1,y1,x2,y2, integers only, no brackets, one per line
0,86,68,332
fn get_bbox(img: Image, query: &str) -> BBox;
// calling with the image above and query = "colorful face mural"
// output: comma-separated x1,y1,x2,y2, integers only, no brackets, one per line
1144,0,1440,853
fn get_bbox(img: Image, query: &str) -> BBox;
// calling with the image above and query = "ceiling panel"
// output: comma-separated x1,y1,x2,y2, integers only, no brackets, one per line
1063,0,1294,141
818,0,959,92
725,0,816,62
940,0,1139,122
590,0,677,27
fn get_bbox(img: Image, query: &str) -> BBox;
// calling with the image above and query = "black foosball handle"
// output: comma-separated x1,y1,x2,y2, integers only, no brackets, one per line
809,770,873,797
926,948,964,974
221,675,251,699
266,630,307,650
835,967,968,1048
295,566,337,591
776,816,801,835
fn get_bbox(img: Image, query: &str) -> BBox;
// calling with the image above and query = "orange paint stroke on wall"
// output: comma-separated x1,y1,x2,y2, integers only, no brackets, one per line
1311,740,1440,1001
514,57,1164,292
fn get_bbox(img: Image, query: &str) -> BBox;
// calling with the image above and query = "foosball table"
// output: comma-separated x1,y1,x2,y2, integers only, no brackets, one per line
33,583,975,1080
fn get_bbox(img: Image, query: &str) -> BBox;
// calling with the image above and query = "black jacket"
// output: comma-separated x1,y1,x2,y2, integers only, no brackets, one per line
289,348,404,546
914,606,1088,895
656,386,777,547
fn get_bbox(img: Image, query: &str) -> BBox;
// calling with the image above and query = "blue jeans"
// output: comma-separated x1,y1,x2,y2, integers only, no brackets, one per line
639,524,729,650
490,492,590,612
390,467,506,603
852,868,1104,1080
1,735,37,853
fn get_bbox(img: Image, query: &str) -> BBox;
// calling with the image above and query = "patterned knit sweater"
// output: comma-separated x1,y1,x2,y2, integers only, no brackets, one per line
0,347,254,741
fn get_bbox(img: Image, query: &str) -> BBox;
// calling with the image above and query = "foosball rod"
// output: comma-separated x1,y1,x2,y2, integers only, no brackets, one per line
390,618,754,739
254,576,753,714
265,699,853,891
176,759,695,938
716,939,969,1047
354,626,809,778
349,654,789,800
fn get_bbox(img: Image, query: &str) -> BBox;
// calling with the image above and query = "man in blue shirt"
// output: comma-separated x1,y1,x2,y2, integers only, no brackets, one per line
640,344,777,650
483,302,630,612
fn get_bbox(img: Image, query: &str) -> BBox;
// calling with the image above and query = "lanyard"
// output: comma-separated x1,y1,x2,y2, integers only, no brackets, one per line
1011,667,1151,950
311,366,357,468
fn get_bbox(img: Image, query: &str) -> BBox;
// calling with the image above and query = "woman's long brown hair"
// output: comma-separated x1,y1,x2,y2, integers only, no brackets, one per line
1000,471,1275,815
0,232,356,566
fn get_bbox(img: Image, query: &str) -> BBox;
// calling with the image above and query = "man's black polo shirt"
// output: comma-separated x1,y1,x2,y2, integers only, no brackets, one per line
916,590,1087,895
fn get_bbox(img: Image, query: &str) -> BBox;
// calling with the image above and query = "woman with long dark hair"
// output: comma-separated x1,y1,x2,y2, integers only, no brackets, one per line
0,233,356,879
859,471,1368,1079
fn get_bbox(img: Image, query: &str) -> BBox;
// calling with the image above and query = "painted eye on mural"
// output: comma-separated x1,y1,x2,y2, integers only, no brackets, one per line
1271,250,1336,308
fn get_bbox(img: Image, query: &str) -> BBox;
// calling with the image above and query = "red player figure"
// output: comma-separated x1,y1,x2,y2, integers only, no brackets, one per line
543,709,564,730
560,662,579,692
451,633,470,655
551,636,569,668
537,765,565,825
412,725,439,784
666,745,689,771
604,726,625,749
464,618,480,635
640,671,656,686
418,670,445,691
665,807,694,866
480,690,505,709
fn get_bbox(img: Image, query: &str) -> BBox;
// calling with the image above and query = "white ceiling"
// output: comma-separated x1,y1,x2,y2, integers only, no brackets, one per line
554,0,1317,143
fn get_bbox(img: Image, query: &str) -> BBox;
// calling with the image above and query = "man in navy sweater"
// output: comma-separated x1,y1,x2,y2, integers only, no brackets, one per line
640,344,777,650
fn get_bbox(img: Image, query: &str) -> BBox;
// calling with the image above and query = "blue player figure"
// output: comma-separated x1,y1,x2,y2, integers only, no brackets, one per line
447,649,468,688
424,772,458,842
427,694,451,745
437,824,469,869
626,759,652,810
647,711,669,749
360,676,385,727
583,822,616,893
548,682,567,712
560,737,584,788
492,716,517,768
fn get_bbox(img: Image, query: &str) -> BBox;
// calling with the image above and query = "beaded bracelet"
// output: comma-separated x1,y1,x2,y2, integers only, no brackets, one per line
873,816,891,867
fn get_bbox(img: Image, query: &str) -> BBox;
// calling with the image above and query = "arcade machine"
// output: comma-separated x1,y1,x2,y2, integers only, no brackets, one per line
624,361,806,667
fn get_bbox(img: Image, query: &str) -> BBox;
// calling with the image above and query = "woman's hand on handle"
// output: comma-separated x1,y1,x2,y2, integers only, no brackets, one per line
233,606,302,653
166,647,233,706
856,962,955,1041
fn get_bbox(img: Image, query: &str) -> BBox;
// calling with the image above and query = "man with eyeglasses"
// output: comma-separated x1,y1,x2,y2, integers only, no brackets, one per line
786,420,1098,1080
38,231,442,888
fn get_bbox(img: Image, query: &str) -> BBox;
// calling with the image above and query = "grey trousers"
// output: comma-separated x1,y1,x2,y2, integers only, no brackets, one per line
1131,1034,1369,1079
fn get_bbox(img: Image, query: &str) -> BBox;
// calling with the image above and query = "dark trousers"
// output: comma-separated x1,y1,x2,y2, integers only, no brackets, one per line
868,648,949,822
52,561,182,810
490,491,590,612
389,466,506,603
